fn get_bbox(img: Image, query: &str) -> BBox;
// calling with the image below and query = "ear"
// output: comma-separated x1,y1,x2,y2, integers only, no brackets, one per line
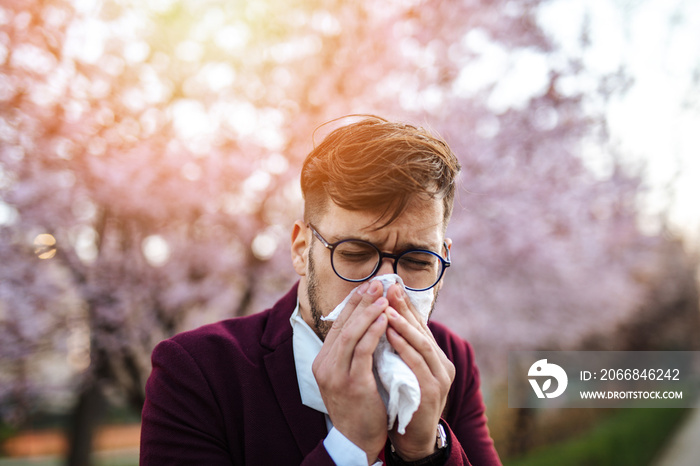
444,237,453,251
435,237,452,293
291,220,310,277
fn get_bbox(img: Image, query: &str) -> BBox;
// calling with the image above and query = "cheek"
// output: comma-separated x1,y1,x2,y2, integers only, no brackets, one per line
318,276,362,316
310,247,367,312
320,280,352,312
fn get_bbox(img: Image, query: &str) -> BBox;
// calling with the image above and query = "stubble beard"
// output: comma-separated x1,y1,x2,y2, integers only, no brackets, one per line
307,250,333,341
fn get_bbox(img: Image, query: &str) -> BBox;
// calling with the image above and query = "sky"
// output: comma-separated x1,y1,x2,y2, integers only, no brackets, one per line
540,0,700,243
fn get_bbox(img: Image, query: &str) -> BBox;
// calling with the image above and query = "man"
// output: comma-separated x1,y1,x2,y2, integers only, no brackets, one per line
140,116,501,465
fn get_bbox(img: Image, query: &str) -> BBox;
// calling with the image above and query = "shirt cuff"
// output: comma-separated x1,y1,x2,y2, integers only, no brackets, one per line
323,426,383,466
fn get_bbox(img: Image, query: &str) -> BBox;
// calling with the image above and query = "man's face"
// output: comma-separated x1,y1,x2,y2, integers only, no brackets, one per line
292,195,450,340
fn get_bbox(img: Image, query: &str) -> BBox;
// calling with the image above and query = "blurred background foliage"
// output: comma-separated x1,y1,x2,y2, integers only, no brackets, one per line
0,0,698,464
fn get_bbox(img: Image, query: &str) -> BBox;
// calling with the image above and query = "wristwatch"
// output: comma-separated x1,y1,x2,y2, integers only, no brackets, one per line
436,423,448,450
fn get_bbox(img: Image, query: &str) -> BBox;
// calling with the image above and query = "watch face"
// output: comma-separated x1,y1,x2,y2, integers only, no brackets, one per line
437,423,448,449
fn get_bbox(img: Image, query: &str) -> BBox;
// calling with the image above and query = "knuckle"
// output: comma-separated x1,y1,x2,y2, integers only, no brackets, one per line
327,377,346,392
314,369,345,392
438,367,456,389
346,384,365,399
313,371,328,388
311,359,325,379
446,360,456,381
331,320,344,332
402,351,420,366
438,372,452,390
423,381,441,399
361,294,377,308
418,339,434,355
353,337,370,353
336,329,353,346
345,292,363,310
354,339,376,358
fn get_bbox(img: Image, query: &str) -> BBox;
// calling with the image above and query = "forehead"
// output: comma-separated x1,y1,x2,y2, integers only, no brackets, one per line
317,196,445,249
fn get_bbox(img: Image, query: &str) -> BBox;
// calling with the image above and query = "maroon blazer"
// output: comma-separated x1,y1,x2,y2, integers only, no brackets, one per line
140,283,502,465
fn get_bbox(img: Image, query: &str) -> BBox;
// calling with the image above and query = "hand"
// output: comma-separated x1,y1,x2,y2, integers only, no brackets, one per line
384,284,455,461
312,280,390,463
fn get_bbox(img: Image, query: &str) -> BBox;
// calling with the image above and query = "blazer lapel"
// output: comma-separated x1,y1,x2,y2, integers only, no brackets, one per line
262,283,328,457
264,337,328,456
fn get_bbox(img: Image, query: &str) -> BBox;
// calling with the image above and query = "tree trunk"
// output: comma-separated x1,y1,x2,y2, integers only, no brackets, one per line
507,408,535,457
65,381,106,466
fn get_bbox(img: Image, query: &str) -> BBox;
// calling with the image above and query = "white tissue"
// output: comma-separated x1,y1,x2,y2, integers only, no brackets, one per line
321,274,434,434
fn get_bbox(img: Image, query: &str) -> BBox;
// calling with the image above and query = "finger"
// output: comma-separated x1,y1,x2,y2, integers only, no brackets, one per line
386,308,448,378
385,325,432,382
349,313,388,376
323,281,371,347
386,324,454,396
325,282,379,343
315,296,387,376
386,285,425,331
335,281,371,324
325,284,388,364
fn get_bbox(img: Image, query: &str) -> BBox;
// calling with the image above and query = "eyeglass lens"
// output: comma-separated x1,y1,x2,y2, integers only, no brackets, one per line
332,240,442,290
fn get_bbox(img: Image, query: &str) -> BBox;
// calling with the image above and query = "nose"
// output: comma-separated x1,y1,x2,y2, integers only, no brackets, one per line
375,256,396,277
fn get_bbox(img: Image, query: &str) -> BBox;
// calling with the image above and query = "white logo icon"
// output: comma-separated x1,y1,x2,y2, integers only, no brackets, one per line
528,359,568,399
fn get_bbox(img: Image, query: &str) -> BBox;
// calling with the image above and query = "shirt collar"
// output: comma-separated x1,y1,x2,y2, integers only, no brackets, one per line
290,303,328,414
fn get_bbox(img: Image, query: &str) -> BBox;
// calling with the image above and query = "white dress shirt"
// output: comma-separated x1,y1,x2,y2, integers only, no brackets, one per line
290,304,383,466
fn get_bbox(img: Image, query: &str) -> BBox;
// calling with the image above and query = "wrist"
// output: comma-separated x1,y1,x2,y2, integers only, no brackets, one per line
324,427,385,466
391,443,437,462
389,423,448,465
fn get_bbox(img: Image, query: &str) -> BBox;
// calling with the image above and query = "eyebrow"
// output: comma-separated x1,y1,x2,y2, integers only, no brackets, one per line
395,241,435,252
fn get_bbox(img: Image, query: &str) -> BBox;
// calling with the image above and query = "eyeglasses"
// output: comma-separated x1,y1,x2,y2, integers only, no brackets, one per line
308,223,451,292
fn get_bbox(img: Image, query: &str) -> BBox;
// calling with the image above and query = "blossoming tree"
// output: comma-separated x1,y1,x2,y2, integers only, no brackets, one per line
0,0,696,464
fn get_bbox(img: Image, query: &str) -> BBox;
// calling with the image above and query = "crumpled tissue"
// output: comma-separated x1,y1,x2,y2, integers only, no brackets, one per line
321,274,434,434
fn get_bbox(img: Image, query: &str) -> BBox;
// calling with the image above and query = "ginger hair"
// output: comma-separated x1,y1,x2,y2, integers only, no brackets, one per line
301,115,461,230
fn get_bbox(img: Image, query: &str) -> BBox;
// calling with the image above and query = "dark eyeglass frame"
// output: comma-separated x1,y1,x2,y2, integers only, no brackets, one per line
307,223,451,292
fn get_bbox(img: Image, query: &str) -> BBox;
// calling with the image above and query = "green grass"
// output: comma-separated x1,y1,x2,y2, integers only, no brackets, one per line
504,408,688,466
0,449,138,466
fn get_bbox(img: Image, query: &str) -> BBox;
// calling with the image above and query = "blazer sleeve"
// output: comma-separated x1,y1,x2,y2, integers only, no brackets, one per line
140,339,232,465
140,338,338,466
431,324,503,466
